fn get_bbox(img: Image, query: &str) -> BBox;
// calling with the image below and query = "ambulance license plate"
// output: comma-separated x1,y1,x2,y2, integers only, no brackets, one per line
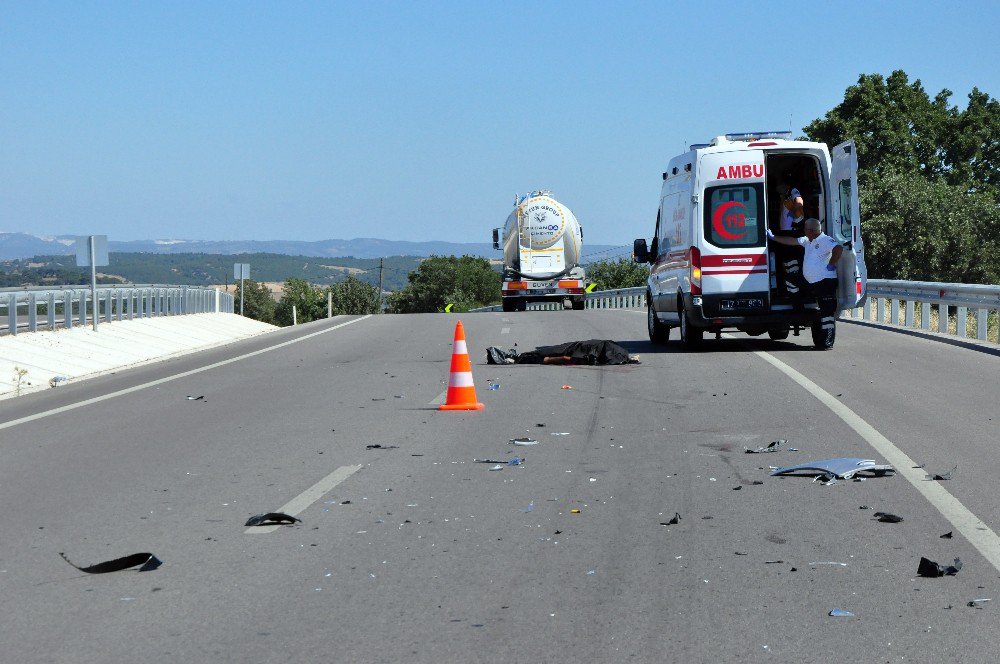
721,298,764,311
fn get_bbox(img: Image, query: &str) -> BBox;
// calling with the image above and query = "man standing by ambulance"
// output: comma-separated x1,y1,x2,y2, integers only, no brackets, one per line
767,218,843,349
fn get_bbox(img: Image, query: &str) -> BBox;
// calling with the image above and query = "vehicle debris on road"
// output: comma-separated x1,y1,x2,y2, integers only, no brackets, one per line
928,466,957,481
873,512,904,523
745,440,784,454
366,444,399,450
660,513,681,526
917,556,963,577
245,513,301,527
828,609,854,617
60,552,162,573
510,438,538,446
770,457,895,481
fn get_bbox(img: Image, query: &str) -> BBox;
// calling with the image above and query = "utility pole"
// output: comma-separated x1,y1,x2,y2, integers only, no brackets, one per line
377,257,384,313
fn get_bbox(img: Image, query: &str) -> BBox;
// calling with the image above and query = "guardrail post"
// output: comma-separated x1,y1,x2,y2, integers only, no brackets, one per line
28,293,37,332
976,308,988,341
921,302,931,330
905,300,914,328
215,288,221,313
78,291,86,327
890,299,899,325
116,290,123,321
105,290,113,323
877,297,885,323
8,293,17,335
47,292,55,330
956,306,967,338
938,304,949,334
64,292,73,329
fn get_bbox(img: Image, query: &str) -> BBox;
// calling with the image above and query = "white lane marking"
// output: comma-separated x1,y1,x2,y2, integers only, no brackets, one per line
429,389,447,406
752,343,1000,573
501,327,510,334
0,316,372,431
245,464,362,534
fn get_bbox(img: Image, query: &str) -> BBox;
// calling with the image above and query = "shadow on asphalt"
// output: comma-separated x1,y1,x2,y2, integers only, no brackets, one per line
840,318,1000,359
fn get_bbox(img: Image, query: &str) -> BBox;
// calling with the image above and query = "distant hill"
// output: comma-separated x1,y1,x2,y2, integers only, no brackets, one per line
0,232,625,262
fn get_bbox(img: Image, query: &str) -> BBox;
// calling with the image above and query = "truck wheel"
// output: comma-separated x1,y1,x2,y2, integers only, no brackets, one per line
767,329,790,341
647,300,669,344
515,300,527,312
572,298,585,311
679,307,703,348
811,319,835,349
502,299,516,313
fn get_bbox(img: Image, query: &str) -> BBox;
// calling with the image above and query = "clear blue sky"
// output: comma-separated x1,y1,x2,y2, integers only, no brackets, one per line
2,1,997,245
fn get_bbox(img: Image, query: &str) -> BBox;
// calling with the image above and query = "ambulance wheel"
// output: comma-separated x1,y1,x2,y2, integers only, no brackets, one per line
811,320,836,349
647,300,670,344
767,329,790,341
679,308,703,348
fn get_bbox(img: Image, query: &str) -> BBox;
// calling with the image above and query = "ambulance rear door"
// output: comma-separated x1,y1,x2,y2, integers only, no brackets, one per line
830,140,868,309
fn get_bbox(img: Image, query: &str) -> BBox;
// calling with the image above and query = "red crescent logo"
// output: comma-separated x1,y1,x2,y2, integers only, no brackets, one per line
712,201,747,240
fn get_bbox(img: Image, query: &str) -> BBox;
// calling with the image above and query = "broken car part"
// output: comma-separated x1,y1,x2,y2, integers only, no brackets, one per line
60,552,162,574
245,513,301,527
873,512,904,523
917,556,962,577
770,457,894,480
745,440,784,454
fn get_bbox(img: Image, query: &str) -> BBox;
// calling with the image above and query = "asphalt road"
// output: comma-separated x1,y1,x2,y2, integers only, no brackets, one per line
2,311,999,663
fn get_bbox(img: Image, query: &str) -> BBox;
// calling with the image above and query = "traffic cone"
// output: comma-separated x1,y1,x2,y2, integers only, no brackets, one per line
439,320,484,411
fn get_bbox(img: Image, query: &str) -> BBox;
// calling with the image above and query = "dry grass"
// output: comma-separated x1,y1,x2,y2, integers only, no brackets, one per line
853,299,1000,343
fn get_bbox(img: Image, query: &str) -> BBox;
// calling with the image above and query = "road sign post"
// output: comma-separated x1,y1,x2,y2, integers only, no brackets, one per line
75,235,109,331
233,263,250,315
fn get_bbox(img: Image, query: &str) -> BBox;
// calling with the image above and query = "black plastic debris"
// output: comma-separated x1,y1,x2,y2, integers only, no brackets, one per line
185,395,204,401
941,531,954,539
859,505,872,510
929,466,957,481
733,486,743,491
873,512,904,523
245,513,301,527
918,556,963,577
745,440,783,454
60,552,161,574
366,444,399,450
660,513,681,526
752,480,764,485
735,551,748,556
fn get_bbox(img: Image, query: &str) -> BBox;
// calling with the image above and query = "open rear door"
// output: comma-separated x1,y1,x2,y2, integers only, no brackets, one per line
830,140,868,309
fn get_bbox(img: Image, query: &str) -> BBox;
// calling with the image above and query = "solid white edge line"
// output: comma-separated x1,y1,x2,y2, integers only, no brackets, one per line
0,315,372,431
245,464,363,534
750,342,1000,573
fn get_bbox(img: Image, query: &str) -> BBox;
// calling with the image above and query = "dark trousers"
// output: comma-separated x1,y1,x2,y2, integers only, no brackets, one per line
804,277,838,347
774,233,804,299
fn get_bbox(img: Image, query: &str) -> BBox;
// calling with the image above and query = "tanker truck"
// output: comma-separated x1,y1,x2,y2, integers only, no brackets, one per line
492,190,588,312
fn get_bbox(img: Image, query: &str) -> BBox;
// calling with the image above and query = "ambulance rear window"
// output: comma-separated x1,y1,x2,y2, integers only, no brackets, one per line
703,184,765,248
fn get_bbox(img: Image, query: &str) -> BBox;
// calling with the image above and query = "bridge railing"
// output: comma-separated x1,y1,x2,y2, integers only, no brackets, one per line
0,285,234,335
844,279,999,343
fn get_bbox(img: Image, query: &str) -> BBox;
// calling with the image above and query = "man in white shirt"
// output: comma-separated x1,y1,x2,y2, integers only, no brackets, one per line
767,218,843,349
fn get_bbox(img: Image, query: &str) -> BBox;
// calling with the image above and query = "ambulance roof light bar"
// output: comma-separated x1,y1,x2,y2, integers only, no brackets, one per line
725,131,793,142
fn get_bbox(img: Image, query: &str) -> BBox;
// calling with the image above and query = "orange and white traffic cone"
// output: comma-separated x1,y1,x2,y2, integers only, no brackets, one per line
439,320,484,411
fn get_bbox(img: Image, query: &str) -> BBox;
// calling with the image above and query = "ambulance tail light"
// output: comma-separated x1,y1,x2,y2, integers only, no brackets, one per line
690,246,702,295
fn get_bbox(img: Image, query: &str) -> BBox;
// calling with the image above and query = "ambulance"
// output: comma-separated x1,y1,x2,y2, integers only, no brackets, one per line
633,131,867,349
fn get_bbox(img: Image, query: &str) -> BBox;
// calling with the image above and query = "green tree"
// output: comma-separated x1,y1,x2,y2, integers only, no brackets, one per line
806,70,1000,281
328,275,382,315
275,278,325,326
234,278,276,324
587,257,649,291
388,255,500,313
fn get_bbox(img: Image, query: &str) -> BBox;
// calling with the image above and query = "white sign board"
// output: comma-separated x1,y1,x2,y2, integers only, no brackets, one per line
75,235,109,267
234,263,250,280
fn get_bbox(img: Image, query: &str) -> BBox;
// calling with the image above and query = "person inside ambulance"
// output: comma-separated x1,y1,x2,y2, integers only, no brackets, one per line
767,218,843,349
774,185,805,300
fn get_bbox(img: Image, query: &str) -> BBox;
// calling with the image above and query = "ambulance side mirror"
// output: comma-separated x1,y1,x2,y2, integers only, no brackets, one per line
492,228,501,250
633,238,649,264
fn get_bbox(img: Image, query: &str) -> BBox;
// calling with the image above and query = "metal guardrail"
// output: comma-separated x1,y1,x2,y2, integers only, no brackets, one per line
844,279,999,343
0,285,234,335
473,280,1000,344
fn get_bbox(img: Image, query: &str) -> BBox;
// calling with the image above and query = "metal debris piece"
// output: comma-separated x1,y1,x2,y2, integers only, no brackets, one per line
928,466,957,481
770,457,894,480
489,465,503,471
245,513,301,527
873,512,904,523
474,459,506,464
60,552,161,574
186,395,204,401
968,598,992,608
366,444,399,450
507,457,523,466
917,556,962,577
745,440,784,454
828,609,854,617
511,438,538,446
809,561,848,567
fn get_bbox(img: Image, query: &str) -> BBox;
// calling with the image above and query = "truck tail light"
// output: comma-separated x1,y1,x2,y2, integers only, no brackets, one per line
557,280,581,289
689,246,702,295
504,281,528,291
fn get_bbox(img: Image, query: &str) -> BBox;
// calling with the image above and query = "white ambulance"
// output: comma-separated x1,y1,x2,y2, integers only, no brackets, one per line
633,131,868,349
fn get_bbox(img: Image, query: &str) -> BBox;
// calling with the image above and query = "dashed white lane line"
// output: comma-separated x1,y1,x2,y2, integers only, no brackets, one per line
501,327,510,334
245,464,362,534
0,316,372,431
752,343,1000,573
